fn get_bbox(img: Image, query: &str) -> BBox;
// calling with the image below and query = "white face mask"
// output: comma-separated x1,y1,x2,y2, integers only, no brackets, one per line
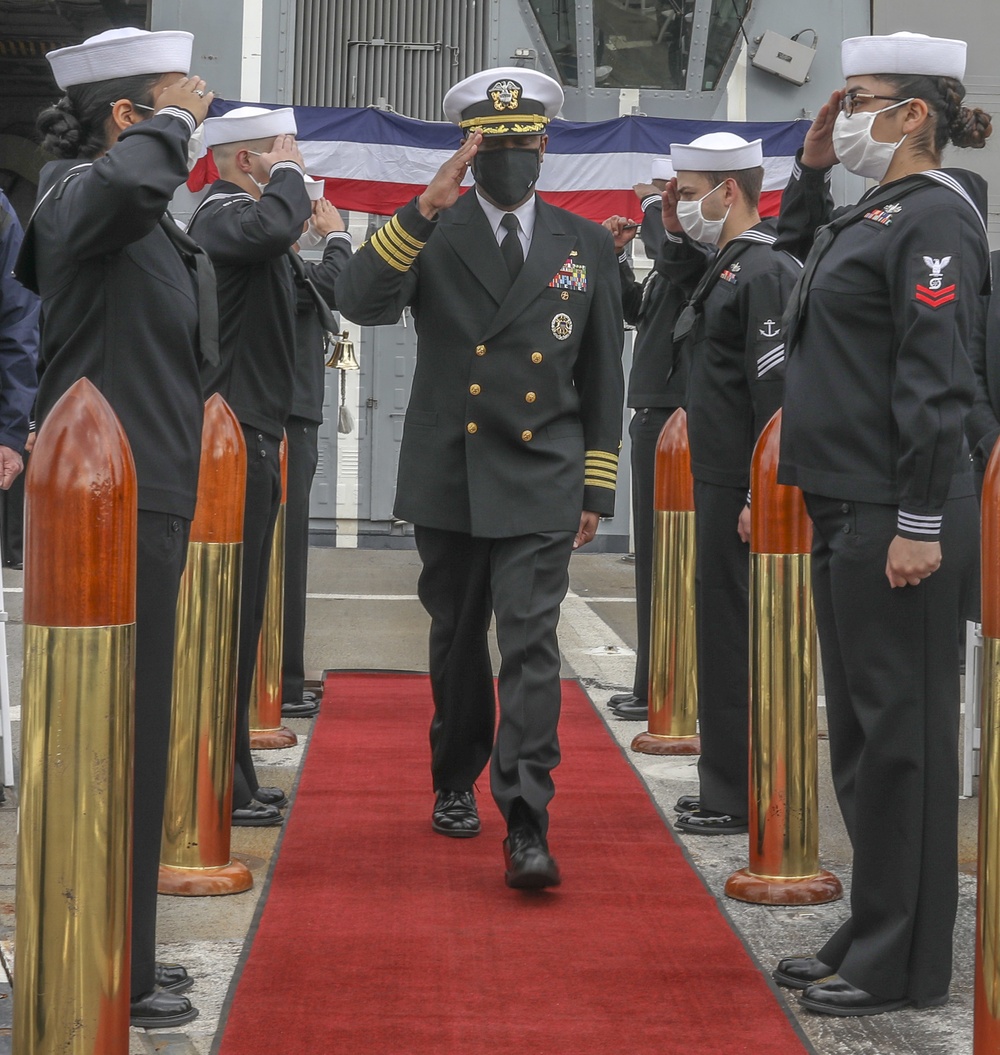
676,182,730,245
298,222,325,249
832,99,912,181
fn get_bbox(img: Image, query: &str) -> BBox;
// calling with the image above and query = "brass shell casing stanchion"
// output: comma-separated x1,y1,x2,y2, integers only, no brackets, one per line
632,408,700,756
250,434,296,749
975,442,1000,1050
159,395,252,897
15,378,137,1055
725,410,841,906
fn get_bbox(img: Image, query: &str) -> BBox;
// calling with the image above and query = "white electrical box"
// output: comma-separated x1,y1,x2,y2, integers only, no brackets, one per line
751,30,816,86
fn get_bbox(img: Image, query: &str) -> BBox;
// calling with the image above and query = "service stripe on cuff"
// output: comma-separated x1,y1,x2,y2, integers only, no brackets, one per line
641,195,661,212
664,230,684,243
370,232,409,271
585,478,618,491
388,215,425,252
618,250,629,263
897,510,943,536
269,160,304,176
159,106,196,134
378,224,418,265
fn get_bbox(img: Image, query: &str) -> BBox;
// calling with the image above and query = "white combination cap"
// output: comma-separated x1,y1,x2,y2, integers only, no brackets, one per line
47,28,193,90
303,175,325,202
203,106,298,148
442,67,563,136
842,32,967,81
650,156,674,180
670,132,763,172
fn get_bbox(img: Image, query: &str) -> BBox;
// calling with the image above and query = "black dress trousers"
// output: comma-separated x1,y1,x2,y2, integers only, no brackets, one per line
131,509,190,999
628,407,675,701
0,453,25,566
413,525,575,836
805,493,978,1005
281,417,320,704
232,426,282,808
693,478,750,819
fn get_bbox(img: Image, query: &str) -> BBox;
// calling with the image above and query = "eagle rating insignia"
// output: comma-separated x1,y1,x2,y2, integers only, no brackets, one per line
915,255,956,308
551,313,573,340
488,79,522,111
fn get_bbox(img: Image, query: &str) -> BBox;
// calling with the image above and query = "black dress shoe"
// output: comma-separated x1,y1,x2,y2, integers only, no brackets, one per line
773,956,834,990
611,699,648,721
254,785,288,809
282,697,320,718
608,692,639,708
154,962,193,994
432,789,480,837
130,988,199,1029
674,794,701,814
674,808,747,835
503,825,561,889
800,977,910,1017
232,800,283,827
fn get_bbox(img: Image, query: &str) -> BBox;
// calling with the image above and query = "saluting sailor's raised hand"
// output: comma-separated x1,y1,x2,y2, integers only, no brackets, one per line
155,75,214,125
801,89,845,171
419,132,482,220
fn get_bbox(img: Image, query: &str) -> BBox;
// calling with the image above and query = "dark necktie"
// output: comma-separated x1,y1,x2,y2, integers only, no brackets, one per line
500,213,523,281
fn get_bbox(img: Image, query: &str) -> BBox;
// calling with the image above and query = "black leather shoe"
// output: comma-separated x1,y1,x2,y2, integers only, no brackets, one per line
432,789,480,837
674,808,747,835
254,785,288,809
800,977,910,1017
130,988,199,1028
773,956,835,990
674,794,701,814
611,699,648,721
154,962,193,994
608,692,639,708
503,825,561,889
282,696,320,718
232,800,283,827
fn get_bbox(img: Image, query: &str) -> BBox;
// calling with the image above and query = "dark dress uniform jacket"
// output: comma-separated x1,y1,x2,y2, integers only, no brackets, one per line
335,193,624,538
776,159,987,536
660,224,800,488
966,248,1000,483
19,111,205,518
188,172,311,439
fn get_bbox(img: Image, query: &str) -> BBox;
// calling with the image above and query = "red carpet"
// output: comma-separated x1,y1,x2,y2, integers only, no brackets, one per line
217,673,812,1055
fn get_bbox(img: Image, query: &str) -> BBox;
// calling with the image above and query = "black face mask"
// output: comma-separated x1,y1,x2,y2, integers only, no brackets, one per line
473,147,542,209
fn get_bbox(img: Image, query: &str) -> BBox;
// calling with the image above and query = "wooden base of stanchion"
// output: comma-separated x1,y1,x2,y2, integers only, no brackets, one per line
631,731,701,755
724,868,842,906
158,859,253,897
250,726,298,750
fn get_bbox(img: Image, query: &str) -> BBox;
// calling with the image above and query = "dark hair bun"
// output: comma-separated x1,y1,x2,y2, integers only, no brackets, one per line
37,97,84,159
951,106,992,149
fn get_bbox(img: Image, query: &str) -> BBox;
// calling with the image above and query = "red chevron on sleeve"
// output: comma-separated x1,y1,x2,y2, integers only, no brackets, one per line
915,283,957,308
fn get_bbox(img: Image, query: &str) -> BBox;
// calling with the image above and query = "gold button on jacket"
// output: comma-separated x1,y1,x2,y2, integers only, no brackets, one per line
467,422,478,434
475,344,486,356
469,384,481,395
521,430,533,442
525,392,536,403
531,352,543,364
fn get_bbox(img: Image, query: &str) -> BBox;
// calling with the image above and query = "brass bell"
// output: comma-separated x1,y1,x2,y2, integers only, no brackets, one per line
326,329,360,370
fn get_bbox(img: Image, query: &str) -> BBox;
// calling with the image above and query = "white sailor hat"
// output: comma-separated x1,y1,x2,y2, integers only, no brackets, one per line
842,32,967,82
670,132,763,172
303,175,325,202
46,28,193,90
442,67,563,136
203,106,298,148
650,156,674,180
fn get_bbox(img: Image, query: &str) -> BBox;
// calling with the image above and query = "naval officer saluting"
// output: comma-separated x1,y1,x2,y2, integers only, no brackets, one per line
336,68,623,889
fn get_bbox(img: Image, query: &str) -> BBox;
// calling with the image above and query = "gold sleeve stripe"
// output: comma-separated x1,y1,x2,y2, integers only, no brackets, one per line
585,478,618,491
370,233,409,272
586,468,619,484
586,450,619,464
380,222,421,262
388,215,425,252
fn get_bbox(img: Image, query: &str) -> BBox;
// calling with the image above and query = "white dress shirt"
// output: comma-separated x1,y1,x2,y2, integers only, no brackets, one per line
476,189,536,258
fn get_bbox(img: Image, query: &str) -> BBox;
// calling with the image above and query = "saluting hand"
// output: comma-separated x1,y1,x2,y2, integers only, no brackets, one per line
885,535,942,588
312,197,346,235
801,89,845,171
602,215,638,252
261,134,305,173
661,178,683,235
155,75,214,126
632,182,660,201
419,133,482,220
